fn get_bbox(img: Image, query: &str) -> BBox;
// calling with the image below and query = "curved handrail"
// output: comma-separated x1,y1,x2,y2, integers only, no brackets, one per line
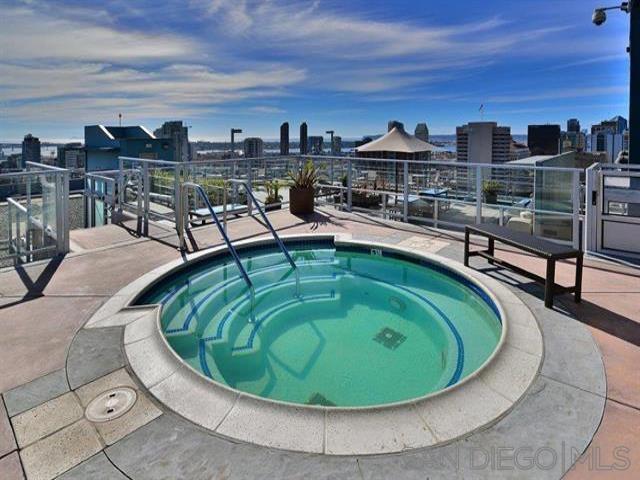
183,182,254,295
229,179,297,272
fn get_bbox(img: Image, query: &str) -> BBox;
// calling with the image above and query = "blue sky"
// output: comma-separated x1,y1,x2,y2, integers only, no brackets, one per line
0,0,632,141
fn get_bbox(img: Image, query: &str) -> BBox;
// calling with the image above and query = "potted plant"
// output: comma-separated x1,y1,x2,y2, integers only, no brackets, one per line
288,160,318,214
264,180,282,211
482,180,500,204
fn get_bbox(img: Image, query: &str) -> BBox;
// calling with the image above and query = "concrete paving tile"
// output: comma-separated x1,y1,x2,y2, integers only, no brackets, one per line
397,235,450,253
123,309,158,344
0,396,17,458
74,369,137,408
459,375,605,479
85,307,153,329
125,333,178,389
150,365,238,431
11,392,83,448
106,413,360,480
91,391,162,446
0,296,104,393
563,399,640,480
357,442,465,480
479,345,540,402
66,327,125,390
0,451,24,480
19,419,102,480
414,377,512,443
3,369,69,417
589,328,640,409
538,312,606,397
57,452,127,480
216,394,325,453
325,406,436,455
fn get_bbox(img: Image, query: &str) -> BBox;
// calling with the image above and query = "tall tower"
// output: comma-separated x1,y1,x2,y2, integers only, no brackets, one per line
280,122,290,155
299,122,308,154
415,123,429,142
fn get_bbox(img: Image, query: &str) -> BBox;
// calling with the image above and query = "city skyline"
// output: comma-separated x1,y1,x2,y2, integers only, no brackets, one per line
0,0,632,141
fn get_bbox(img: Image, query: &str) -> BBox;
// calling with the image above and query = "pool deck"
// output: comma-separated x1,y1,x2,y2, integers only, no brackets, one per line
0,207,638,479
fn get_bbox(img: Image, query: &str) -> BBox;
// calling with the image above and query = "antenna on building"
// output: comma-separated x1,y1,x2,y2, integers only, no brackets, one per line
118,113,122,126
479,104,485,121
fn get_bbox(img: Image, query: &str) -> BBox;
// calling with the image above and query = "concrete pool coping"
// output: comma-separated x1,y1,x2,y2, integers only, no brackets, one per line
84,233,544,455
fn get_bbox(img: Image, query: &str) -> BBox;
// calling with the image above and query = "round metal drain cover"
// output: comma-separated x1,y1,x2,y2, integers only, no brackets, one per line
85,387,137,423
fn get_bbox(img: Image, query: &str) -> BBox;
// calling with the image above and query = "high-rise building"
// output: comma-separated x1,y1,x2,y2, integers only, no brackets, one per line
527,125,561,156
415,123,429,142
592,116,628,136
21,134,41,168
280,122,289,155
388,120,404,132
456,122,511,164
567,118,581,133
299,122,308,154
587,132,625,162
332,136,342,155
154,121,191,162
56,143,86,169
243,137,264,158
609,116,628,134
561,131,586,153
309,136,324,155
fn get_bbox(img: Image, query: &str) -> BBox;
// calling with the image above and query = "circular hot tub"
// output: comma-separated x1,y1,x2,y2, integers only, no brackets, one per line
136,238,503,408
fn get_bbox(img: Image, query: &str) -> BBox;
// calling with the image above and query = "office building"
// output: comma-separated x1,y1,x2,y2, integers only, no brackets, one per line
587,132,625,162
510,140,531,162
527,125,561,156
280,122,289,155
21,134,41,168
332,136,342,155
154,121,191,162
415,123,429,142
561,131,586,153
84,125,174,171
243,137,264,158
57,143,86,169
456,122,512,164
299,122,308,154
567,118,581,133
609,116,628,134
309,136,324,155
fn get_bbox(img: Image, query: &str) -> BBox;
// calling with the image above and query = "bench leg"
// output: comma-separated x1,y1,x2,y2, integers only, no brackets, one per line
464,229,470,267
575,253,583,303
488,238,495,265
544,259,556,308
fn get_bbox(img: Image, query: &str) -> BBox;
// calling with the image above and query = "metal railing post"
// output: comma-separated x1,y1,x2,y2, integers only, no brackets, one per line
142,162,150,236
584,164,598,252
174,163,183,248
347,158,353,211
118,157,124,214
572,169,581,250
403,161,409,223
247,158,253,216
475,165,483,224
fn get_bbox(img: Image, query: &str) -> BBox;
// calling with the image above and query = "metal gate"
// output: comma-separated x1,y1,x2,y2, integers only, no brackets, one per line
586,163,640,257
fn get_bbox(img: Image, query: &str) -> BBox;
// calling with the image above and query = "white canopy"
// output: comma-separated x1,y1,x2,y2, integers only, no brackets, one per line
356,127,437,154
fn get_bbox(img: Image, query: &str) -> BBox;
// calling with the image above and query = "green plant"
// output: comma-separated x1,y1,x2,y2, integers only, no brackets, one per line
482,180,501,196
265,180,282,204
288,160,318,190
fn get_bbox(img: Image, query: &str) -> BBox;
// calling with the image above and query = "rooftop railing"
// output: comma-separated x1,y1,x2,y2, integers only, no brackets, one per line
116,155,583,250
0,162,70,266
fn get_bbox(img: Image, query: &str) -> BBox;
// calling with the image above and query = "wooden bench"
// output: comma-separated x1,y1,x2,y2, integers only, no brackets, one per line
464,224,583,308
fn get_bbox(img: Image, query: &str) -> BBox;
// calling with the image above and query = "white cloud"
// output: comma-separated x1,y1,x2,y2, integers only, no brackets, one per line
487,86,628,103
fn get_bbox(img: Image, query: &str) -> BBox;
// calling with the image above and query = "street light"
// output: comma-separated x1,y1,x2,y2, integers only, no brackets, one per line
230,128,242,157
593,0,639,163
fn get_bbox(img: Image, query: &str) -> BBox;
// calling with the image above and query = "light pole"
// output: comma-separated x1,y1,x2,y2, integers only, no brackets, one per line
593,1,640,163
326,130,334,154
230,128,242,158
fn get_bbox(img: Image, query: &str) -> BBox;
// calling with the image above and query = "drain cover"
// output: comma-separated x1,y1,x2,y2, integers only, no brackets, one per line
85,387,137,423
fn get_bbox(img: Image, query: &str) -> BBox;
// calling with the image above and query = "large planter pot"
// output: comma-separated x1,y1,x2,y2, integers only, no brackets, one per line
484,192,498,204
289,187,315,215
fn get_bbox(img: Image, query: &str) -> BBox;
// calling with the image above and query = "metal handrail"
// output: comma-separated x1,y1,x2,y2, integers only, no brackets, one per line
229,179,297,271
183,182,255,313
